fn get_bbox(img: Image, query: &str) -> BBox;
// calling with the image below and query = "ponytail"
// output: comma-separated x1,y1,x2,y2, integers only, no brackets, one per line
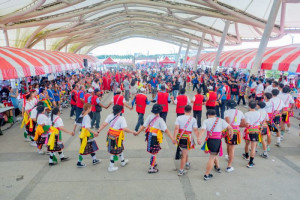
51,107,60,126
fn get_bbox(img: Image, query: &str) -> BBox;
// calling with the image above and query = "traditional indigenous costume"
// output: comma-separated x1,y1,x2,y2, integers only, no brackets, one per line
104,113,128,171
279,93,294,124
34,113,50,153
244,111,262,142
224,109,245,145
201,117,229,156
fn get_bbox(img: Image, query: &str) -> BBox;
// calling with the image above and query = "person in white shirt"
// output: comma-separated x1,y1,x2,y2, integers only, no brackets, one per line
263,92,273,152
269,89,284,147
249,78,257,101
76,103,100,168
279,86,295,135
136,104,175,174
47,107,74,166
34,104,50,155
199,109,233,180
174,105,199,176
255,78,264,101
98,105,136,172
224,100,246,172
264,80,273,94
257,102,269,159
243,101,264,168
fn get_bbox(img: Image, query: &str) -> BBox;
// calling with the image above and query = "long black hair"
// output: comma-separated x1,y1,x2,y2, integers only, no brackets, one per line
51,107,60,126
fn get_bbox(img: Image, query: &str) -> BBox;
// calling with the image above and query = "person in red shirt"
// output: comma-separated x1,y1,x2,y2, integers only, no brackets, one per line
132,88,150,131
192,88,205,128
107,89,132,115
186,75,191,91
206,86,217,110
153,85,171,122
91,88,109,129
70,84,78,120
76,85,85,121
173,88,191,117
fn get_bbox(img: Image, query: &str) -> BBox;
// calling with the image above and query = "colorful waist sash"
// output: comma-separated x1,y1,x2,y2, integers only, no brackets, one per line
244,126,261,142
107,128,124,148
149,127,163,143
79,128,91,154
201,132,223,156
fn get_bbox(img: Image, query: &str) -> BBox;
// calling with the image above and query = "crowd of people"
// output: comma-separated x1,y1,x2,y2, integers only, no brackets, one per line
7,66,300,180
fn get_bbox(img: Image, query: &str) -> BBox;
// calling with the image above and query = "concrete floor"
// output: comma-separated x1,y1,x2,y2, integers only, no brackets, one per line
1,91,300,200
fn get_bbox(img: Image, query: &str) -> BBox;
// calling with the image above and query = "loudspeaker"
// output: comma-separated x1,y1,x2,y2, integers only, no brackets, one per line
83,59,88,67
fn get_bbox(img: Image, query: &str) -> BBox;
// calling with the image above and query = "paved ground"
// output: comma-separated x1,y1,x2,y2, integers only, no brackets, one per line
1,91,300,200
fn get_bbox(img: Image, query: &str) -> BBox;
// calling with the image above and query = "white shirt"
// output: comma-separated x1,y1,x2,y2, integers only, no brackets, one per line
265,101,273,113
264,85,273,93
278,93,294,108
30,107,37,119
269,97,284,112
174,96,191,104
175,115,197,132
37,114,49,125
245,111,263,126
82,115,91,128
201,117,229,132
144,114,167,132
224,109,245,125
48,115,64,127
258,109,269,122
255,83,264,95
25,100,35,111
250,82,257,89
105,114,127,129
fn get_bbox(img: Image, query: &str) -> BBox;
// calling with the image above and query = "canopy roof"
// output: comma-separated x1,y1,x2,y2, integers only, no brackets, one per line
103,57,117,64
0,0,299,54
0,46,99,80
159,57,176,64
189,44,300,73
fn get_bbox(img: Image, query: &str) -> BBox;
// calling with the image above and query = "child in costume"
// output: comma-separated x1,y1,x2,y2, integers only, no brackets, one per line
174,105,199,176
257,102,270,159
279,86,295,135
137,104,175,173
34,104,50,155
264,92,273,151
47,107,74,166
199,109,233,180
224,100,246,172
98,105,136,172
243,101,264,168
77,103,100,168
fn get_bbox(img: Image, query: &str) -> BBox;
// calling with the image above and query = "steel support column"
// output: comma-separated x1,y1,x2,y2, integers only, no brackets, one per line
43,39,46,50
176,43,182,67
183,39,191,68
250,0,281,75
194,33,206,71
212,20,230,73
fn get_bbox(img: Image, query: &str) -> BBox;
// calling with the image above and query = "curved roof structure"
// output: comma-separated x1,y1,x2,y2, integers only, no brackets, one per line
0,0,299,54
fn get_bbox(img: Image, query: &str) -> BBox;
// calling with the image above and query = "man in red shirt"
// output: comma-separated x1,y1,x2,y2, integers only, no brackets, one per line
70,84,78,120
173,88,191,117
153,85,171,122
192,88,205,128
91,88,108,129
76,85,85,121
132,88,150,131
107,88,132,115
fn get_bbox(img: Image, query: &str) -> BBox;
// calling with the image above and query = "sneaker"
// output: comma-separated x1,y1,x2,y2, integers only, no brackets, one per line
49,162,57,166
38,150,45,155
214,165,221,173
93,159,101,165
287,128,291,134
148,164,158,170
260,153,268,159
226,167,234,173
120,159,129,167
70,116,75,120
60,157,70,162
247,162,255,168
204,174,213,180
77,162,86,168
280,136,284,141
225,155,229,161
185,162,191,170
275,142,281,147
30,142,37,147
148,168,159,174
108,166,118,172
242,153,250,161
267,145,271,152
177,170,186,176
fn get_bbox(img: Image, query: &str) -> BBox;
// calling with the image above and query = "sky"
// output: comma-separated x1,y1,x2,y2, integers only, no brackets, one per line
91,34,300,56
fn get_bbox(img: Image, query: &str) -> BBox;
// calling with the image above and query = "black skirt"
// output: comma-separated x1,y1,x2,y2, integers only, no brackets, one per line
207,138,221,153
146,133,161,154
